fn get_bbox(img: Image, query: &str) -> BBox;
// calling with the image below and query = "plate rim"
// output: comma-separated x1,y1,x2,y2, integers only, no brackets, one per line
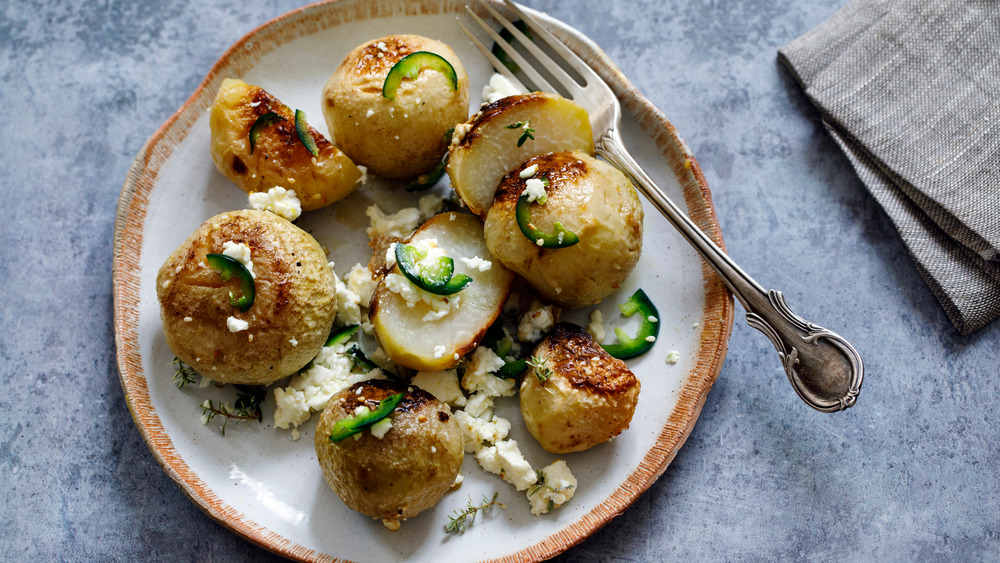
112,0,734,561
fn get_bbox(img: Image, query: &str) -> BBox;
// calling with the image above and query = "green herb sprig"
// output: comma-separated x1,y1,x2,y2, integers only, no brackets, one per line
445,493,506,533
200,385,266,435
505,121,535,147
170,357,198,389
527,356,553,383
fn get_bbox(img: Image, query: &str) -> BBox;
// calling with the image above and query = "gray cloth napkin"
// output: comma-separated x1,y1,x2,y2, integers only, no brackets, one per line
778,0,1000,335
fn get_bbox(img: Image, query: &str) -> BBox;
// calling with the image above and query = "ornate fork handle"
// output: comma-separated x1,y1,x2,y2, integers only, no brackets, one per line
597,129,863,412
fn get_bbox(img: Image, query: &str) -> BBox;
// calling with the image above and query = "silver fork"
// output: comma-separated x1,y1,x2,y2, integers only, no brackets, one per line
462,0,863,412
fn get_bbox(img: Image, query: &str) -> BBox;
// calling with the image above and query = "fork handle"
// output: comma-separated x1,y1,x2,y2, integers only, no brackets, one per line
597,129,863,412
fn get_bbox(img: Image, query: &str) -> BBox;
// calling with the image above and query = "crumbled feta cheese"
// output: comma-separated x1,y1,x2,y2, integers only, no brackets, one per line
247,186,302,222
517,300,559,342
521,177,547,203
475,445,503,475
461,347,515,397
226,316,249,332
365,108,375,118
520,164,538,179
365,204,420,241
433,345,447,359
464,392,495,419
451,122,472,145
356,165,368,186
527,460,577,515
481,72,522,104
587,309,605,343
495,440,537,491
329,263,363,326
453,410,511,452
385,242,398,269
221,241,254,278
289,337,298,347
384,272,461,322
417,193,445,220
665,350,681,365
370,417,392,439
459,255,492,272
272,344,386,430
411,370,467,407
345,263,378,308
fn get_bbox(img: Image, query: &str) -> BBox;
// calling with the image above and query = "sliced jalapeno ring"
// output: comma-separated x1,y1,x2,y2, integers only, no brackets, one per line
327,392,404,442
515,194,579,249
248,112,284,154
205,253,256,312
406,153,448,192
395,242,473,296
293,109,319,157
325,325,360,348
382,51,458,100
601,289,660,359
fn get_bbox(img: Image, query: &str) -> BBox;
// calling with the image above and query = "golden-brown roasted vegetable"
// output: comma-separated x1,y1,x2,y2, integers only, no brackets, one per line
156,210,337,385
314,380,463,530
210,78,363,211
447,92,593,217
321,35,469,179
484,150,643,308
520,323,640,453
370,212,514,371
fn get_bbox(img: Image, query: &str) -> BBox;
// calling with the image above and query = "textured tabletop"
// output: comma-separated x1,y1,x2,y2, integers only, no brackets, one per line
2,0,998,560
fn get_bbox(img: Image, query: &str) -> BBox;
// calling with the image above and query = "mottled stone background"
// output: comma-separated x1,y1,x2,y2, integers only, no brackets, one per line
1,0,997,560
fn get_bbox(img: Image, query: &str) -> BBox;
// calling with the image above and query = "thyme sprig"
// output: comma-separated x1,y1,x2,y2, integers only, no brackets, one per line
527,356,553,383
170,356,198,389
445,493,506,533
505,120,535,147
200,385,266,435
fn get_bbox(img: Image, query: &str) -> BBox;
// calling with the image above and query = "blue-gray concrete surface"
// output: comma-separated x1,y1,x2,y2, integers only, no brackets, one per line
1,0,997,560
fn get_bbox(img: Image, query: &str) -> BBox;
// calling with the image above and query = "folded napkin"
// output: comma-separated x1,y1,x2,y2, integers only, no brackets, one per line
778,0,1000,335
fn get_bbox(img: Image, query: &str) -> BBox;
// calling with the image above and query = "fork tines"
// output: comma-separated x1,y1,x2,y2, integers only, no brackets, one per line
461,0,594,99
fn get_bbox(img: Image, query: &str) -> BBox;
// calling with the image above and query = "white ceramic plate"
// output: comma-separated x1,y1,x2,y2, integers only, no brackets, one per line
113,1,733,561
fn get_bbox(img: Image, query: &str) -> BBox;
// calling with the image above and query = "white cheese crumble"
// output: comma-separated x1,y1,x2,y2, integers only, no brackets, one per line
521,177,547,203
459,256,492,272
587,309,605,343
464,392,495,419
417,193,445,220
518,300,559,342
345,263,378,308
221,241,255,279
520,164,538,178
272,342,387,432
433,345,447,359
329,262,363,326
666,350,681,365
451,122,472,145
226,316,249,332
495,440,537,491
384,272,461,321
453,409,511,452
411,370,467,407
461,347,515,397
355,165,368,186
527,460,577,515
481,72,522,104
366,204,421,241
247,186,302,222
370,417,392,439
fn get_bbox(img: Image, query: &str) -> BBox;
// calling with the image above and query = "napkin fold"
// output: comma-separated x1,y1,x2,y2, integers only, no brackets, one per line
779,0,1000,335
